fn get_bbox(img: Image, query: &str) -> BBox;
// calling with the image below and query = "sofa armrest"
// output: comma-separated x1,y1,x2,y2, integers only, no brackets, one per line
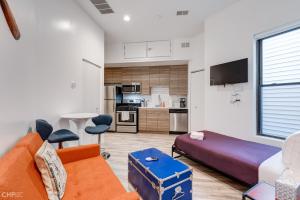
57,144,100,164
111,192,139,200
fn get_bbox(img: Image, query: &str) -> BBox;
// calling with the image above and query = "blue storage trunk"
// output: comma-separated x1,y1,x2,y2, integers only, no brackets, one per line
128,148,193,200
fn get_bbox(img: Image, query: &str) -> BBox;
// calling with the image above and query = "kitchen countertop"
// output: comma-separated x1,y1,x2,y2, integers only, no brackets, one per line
139,107,188,110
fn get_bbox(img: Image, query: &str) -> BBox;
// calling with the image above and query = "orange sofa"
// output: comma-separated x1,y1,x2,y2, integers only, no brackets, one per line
0,133,139,200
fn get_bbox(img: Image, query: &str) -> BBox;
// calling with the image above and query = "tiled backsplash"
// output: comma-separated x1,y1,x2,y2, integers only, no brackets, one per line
123,86,187,108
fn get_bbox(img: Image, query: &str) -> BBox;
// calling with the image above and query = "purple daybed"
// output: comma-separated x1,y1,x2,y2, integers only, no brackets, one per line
172,131,281,185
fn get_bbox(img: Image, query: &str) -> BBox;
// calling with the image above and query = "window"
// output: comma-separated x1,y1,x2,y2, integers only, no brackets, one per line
257,27,300,139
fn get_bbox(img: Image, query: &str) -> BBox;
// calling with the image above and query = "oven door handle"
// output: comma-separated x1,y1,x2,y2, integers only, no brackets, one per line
117,111,136,113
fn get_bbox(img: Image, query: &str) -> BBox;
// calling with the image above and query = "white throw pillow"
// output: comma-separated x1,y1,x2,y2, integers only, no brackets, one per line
35,141,67,200
282,131,300,173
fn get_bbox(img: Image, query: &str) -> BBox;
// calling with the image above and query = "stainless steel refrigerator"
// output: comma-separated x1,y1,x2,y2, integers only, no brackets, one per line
104,85,122,131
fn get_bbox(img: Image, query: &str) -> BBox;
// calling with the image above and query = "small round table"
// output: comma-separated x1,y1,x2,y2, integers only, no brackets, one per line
61,113,98,145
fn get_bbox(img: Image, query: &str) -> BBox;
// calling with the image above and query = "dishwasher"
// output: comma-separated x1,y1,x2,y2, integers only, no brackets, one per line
169,109,188,134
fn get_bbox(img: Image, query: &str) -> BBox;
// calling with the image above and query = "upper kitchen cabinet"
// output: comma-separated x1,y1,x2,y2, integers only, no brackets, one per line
104,68,122,84
147,41,171,58
104,68,113,84
159,66,170,86
104,65,187,96
169,65,188,96
122,67,134,84
124,42,147,59
149,66,170,87
149,67,160,87
124,40,171,59
134,67,150,95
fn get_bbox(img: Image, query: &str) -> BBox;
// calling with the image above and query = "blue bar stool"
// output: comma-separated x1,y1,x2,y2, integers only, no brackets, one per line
36,119,79,149
85,115,112,159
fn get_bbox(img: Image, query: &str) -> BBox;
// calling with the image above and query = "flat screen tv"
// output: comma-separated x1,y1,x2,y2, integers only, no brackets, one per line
210,58,248,86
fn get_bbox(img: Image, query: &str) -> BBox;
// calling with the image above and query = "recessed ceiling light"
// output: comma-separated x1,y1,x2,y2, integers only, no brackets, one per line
123,15,131,22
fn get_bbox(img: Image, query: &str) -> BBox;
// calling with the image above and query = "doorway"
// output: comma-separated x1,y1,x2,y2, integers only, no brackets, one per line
190,69,205,131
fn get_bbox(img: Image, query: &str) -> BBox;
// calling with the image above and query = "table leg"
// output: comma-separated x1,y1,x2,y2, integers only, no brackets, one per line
71,119,89,146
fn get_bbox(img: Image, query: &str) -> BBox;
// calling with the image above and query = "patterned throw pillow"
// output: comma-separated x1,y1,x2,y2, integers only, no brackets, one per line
35,141,67,200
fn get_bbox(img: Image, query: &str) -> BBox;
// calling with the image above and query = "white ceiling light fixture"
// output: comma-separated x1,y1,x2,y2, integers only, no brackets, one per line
54,20,73,31
123,15,131,22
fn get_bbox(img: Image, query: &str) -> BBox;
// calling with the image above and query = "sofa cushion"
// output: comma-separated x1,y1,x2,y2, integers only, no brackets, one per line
63,156,126,200
35,141,67,200
0,147,48,200
15,132,43,156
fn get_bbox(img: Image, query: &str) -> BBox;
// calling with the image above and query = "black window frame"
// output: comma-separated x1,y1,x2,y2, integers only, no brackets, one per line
257,27,300,140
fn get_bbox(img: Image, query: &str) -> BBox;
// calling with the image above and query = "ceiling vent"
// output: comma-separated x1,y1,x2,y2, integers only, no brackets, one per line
181,42,190,48
90,0,114,14
176,10,189,16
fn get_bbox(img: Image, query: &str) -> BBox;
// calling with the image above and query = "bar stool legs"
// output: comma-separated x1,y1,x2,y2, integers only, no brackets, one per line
98,134,110,160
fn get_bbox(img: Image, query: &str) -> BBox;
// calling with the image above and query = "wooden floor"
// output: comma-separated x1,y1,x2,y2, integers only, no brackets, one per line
101,132,248,200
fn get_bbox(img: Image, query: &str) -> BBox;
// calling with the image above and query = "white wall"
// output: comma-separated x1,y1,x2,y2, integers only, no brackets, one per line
0,0,104,155
204,0,300,147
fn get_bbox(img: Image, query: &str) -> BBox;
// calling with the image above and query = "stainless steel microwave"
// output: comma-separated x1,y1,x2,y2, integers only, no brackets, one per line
122,83,141,94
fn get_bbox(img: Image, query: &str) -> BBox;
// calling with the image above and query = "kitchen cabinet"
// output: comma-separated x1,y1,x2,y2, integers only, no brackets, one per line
146,109,159,132
124,40,171,59
124,42,147,59
159,66,170,86
169,66,188,95
149,66,170,87
122,67,137,84
147,41,171,58
138,109,147,131
157,109,170,132
104,65,187,96
104,68,122,84
104,68,113,84
139,108,169,133
134,67,150,95
149,67,160,87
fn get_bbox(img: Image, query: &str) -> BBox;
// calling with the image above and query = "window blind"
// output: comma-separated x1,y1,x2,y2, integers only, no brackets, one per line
260,28,300,138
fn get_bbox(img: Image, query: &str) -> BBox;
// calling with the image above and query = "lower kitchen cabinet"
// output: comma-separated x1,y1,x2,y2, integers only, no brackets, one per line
138,109,147,131
157,109,170,132
139,108,169,133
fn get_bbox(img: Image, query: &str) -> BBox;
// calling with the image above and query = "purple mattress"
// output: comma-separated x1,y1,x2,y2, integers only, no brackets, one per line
174,131,281,185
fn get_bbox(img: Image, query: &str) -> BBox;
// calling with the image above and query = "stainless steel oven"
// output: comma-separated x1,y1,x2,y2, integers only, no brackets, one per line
122,83,141,94
116,100,140,133
116,111,137,133
116,111,137,126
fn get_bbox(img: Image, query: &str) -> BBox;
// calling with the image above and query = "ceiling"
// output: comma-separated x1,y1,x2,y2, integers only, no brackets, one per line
77,0,239,43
